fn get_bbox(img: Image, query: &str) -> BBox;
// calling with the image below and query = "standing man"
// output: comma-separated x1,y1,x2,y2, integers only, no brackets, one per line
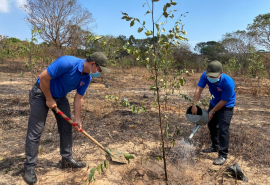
191,60,235,165
24,52,110,184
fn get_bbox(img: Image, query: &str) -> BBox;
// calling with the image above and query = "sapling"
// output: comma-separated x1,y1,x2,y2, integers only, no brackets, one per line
121,0,188,180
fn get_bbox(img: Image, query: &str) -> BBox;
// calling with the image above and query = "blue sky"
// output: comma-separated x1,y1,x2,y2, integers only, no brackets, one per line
0,0,270,51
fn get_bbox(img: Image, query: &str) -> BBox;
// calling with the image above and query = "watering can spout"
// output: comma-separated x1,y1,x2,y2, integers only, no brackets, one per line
188,124,201,140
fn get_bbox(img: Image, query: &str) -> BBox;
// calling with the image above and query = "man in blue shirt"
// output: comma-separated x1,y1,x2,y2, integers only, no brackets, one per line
191,60,235,165
24,52,109,184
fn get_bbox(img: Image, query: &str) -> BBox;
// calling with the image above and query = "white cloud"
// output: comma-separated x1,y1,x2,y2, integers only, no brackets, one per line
0,0,26,13
15,0,26,8
0,0,9,13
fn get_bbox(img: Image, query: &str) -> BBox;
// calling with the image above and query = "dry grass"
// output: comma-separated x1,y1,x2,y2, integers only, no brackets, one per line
0,60,270,184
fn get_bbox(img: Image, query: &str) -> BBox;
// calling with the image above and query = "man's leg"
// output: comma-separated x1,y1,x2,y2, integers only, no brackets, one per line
207,103,220,150
218,107,234,158
52,96,86,168
24,83,48,184
53,96,73,159
25,83,49,168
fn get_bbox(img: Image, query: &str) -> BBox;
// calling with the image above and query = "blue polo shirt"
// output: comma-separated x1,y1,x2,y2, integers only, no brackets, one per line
198,71,236,107
37,56,91,98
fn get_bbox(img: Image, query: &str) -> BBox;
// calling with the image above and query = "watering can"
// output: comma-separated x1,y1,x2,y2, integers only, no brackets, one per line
185,106,209,143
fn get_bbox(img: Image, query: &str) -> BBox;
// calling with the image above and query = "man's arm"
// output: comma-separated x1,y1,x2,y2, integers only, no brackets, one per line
210,100,227,113
73,92,84,131
191,86,204,114
39,70,56,109
208,100,227,121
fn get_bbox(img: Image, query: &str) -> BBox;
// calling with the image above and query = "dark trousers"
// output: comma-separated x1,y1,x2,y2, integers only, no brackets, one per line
208,103,234,158
24,83,73,168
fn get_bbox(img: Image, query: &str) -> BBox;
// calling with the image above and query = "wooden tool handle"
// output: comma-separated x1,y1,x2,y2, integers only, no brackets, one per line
54,107,105,151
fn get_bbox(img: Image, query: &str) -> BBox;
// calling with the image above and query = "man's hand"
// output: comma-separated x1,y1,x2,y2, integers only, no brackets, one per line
191,105,198,114
209,112,214,121
74,120,82,132
46,99,57,109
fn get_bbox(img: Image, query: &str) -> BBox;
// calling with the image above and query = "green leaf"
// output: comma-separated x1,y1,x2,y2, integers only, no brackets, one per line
149,85,156,90
126,17,133,21
153,0,160,1
168,33,174,39
145,156,149,163
124,153,135,160
179,77,186,86
121,15,128,19
143,3,146,7
169,14,174,19
134,18,140,22
160,34,168,42
166,130,170,138
163,5,167,12
88,168,96,182
181,30,187,35
148,76,155,81
143,21,146,25
145,30,153,36
171,1,177,5
121,12,128,15
155,24,160,31
174,40,181,46
145,10,151,16
172,139,175,147
177,127,180,136
101,164,104,172
130,20,135,27
104,160,109,169
137,108,143,114
131,104,135,113
161,28,165,33
0,157,3,161
163,11,169,18
97,165,101,174
138,27,144,33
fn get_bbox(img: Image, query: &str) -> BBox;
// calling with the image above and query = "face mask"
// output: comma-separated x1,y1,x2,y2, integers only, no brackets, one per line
90,71,101,78
207,77,219,83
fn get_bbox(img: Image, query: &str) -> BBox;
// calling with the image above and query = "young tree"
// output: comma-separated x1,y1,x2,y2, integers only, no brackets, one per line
22,0,95,49
247,13,270,51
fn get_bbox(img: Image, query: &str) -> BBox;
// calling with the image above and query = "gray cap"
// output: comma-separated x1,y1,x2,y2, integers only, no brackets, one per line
90,52,110,73
206,60,222,77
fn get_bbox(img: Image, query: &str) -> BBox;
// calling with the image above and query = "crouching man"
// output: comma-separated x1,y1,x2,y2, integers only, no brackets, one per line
24,52,110,184
191,60,235,165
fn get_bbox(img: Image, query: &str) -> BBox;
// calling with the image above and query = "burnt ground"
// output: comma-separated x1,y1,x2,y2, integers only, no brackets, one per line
0,60,270,185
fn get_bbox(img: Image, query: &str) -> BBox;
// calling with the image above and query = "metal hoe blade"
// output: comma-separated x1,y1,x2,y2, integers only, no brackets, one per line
105,148,127,164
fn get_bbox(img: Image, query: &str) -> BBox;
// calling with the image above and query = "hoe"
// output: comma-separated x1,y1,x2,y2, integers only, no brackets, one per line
54,107,133,164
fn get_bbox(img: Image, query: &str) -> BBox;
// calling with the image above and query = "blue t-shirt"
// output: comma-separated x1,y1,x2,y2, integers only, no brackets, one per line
37,56,92,98
198,71,236,107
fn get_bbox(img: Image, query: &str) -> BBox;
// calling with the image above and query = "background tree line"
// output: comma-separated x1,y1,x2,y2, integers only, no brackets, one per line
0,0,270,78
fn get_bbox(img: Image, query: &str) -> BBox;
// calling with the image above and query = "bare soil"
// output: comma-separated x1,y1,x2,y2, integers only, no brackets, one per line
0,60,270,185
